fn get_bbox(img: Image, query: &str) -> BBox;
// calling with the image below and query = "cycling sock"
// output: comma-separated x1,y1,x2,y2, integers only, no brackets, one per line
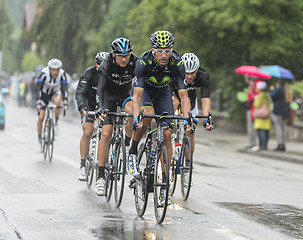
38,135,42,143
98,166,105,179
80,159,86,168
125,136,131,147
161,172,166,190
55,117,59,125
129,140,139,154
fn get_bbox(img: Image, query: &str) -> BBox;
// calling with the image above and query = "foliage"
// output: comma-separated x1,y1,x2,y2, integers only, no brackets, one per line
86,0,137,67
31,0,109,74
21,51,42,72
11,0,303,121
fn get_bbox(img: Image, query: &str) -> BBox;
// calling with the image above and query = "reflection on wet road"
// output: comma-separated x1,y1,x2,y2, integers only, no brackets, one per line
218,202,303,239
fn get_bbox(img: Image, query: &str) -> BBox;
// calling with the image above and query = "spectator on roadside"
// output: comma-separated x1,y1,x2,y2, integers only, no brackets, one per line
253,81,271,151
246,77,259,150
270,79,292,151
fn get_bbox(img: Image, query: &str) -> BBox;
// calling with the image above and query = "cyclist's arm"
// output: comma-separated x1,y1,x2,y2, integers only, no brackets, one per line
132,86,143,118
178,89,191,118
96,73,106,111
60,72,68,102
75,73,90,112
36,72,45,100
200,71,211,120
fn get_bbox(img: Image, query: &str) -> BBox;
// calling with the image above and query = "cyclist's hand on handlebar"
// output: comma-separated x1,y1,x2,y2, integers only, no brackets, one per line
96,109,107,122
132,116,142,131
183,120,194,134
36,100,42,111
203,119,214,131
63,101,68,111
80,107,88,117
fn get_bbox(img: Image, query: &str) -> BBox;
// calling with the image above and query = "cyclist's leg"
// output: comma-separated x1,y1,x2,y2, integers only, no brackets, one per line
122,96,133,145
37,95,48,142
52,91,62,122
79,121,94,167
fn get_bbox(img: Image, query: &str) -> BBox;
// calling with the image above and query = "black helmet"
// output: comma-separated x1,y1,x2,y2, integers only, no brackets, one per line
95,52,108,65
111,38,133,54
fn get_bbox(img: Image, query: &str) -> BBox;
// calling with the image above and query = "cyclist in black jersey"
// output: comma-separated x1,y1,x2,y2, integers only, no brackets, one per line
36,58,68,152
128,30,192,205
76,52,108,181
95,38,137,196
171,53,213,156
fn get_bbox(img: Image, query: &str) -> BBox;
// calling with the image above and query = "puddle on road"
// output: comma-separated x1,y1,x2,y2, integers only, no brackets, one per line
217,202,303,239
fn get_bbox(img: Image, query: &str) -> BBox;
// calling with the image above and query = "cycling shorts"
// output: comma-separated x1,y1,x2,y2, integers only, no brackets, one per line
40,91,62,110
141,87,174,128
102,95,132,125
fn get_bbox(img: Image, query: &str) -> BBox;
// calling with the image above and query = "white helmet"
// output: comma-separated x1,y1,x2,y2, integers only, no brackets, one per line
95,52,108,65
182,53,200,73
48,58,62,69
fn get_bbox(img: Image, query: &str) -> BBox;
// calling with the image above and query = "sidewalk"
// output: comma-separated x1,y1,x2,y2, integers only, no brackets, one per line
194,126,303,165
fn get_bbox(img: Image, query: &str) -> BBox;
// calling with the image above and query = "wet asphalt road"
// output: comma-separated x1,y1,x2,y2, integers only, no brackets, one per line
1,99,303,240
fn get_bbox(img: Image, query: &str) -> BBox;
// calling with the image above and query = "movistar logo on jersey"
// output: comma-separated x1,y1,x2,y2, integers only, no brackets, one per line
148,76,171,85
140,60,146,65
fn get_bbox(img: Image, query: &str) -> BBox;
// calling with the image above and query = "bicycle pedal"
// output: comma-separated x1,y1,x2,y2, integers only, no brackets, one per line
129,178,136,189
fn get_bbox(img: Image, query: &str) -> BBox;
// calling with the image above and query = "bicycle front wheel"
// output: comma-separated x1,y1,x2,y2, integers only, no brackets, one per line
134,143,149,217
180,135,193,201
42,119,48,160
105,141,114,202
114,139,126,208
154,145,169,224
47,119,55,162
169,133,179,196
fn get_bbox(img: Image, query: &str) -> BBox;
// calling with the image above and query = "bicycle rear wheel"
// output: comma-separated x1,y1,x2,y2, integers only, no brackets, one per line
154,145,169,224
180,135,193,201
114,139,126,208
134,143,149,217
105,141,114,202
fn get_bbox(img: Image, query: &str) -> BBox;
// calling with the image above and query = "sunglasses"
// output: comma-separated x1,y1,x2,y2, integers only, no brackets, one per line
154,48,173,54
115,53,131,59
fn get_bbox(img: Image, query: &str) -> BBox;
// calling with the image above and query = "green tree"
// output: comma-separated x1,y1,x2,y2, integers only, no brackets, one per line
86,0,137,66
31,0,109,74
21,51,42,72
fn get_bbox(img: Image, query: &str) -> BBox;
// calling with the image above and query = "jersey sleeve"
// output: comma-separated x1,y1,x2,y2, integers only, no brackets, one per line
133,58,147,89
199,70,210,98
96,72,106,111
175,61,186,91
36,72,46,100
60,71,68,101
75,69,90,111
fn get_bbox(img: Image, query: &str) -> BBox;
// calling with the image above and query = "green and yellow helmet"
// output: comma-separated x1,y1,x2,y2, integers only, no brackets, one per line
150,30,174,48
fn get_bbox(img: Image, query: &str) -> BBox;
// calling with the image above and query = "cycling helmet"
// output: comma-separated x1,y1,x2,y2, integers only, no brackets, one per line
48,58,62,69
182,53,200,73
111,38,133,54
150,30,174,48
95,52,108,65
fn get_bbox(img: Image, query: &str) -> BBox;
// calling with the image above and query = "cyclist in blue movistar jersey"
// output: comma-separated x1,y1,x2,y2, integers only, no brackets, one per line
76,52,108,181
95,38,137,196
129,30,192,205
36,58,68,152
171,53,213,159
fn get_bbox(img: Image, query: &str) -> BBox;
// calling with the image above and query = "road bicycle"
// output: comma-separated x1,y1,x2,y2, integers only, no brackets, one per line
104,110,133,208
130,111,193,224
170,112,213,200
41,102,65,162
82,111,101,189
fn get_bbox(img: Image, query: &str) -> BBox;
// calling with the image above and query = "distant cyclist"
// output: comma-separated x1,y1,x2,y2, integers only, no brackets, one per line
95,38,137,196
129,30,192,205
36,58,68,152
76,52,108,181
171,53,213,154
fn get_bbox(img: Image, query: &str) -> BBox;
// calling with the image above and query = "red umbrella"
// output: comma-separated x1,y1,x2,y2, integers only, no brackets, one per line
235,65,272,79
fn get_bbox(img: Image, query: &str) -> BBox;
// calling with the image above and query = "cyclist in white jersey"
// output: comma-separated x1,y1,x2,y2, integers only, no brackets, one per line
36,58,68,152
